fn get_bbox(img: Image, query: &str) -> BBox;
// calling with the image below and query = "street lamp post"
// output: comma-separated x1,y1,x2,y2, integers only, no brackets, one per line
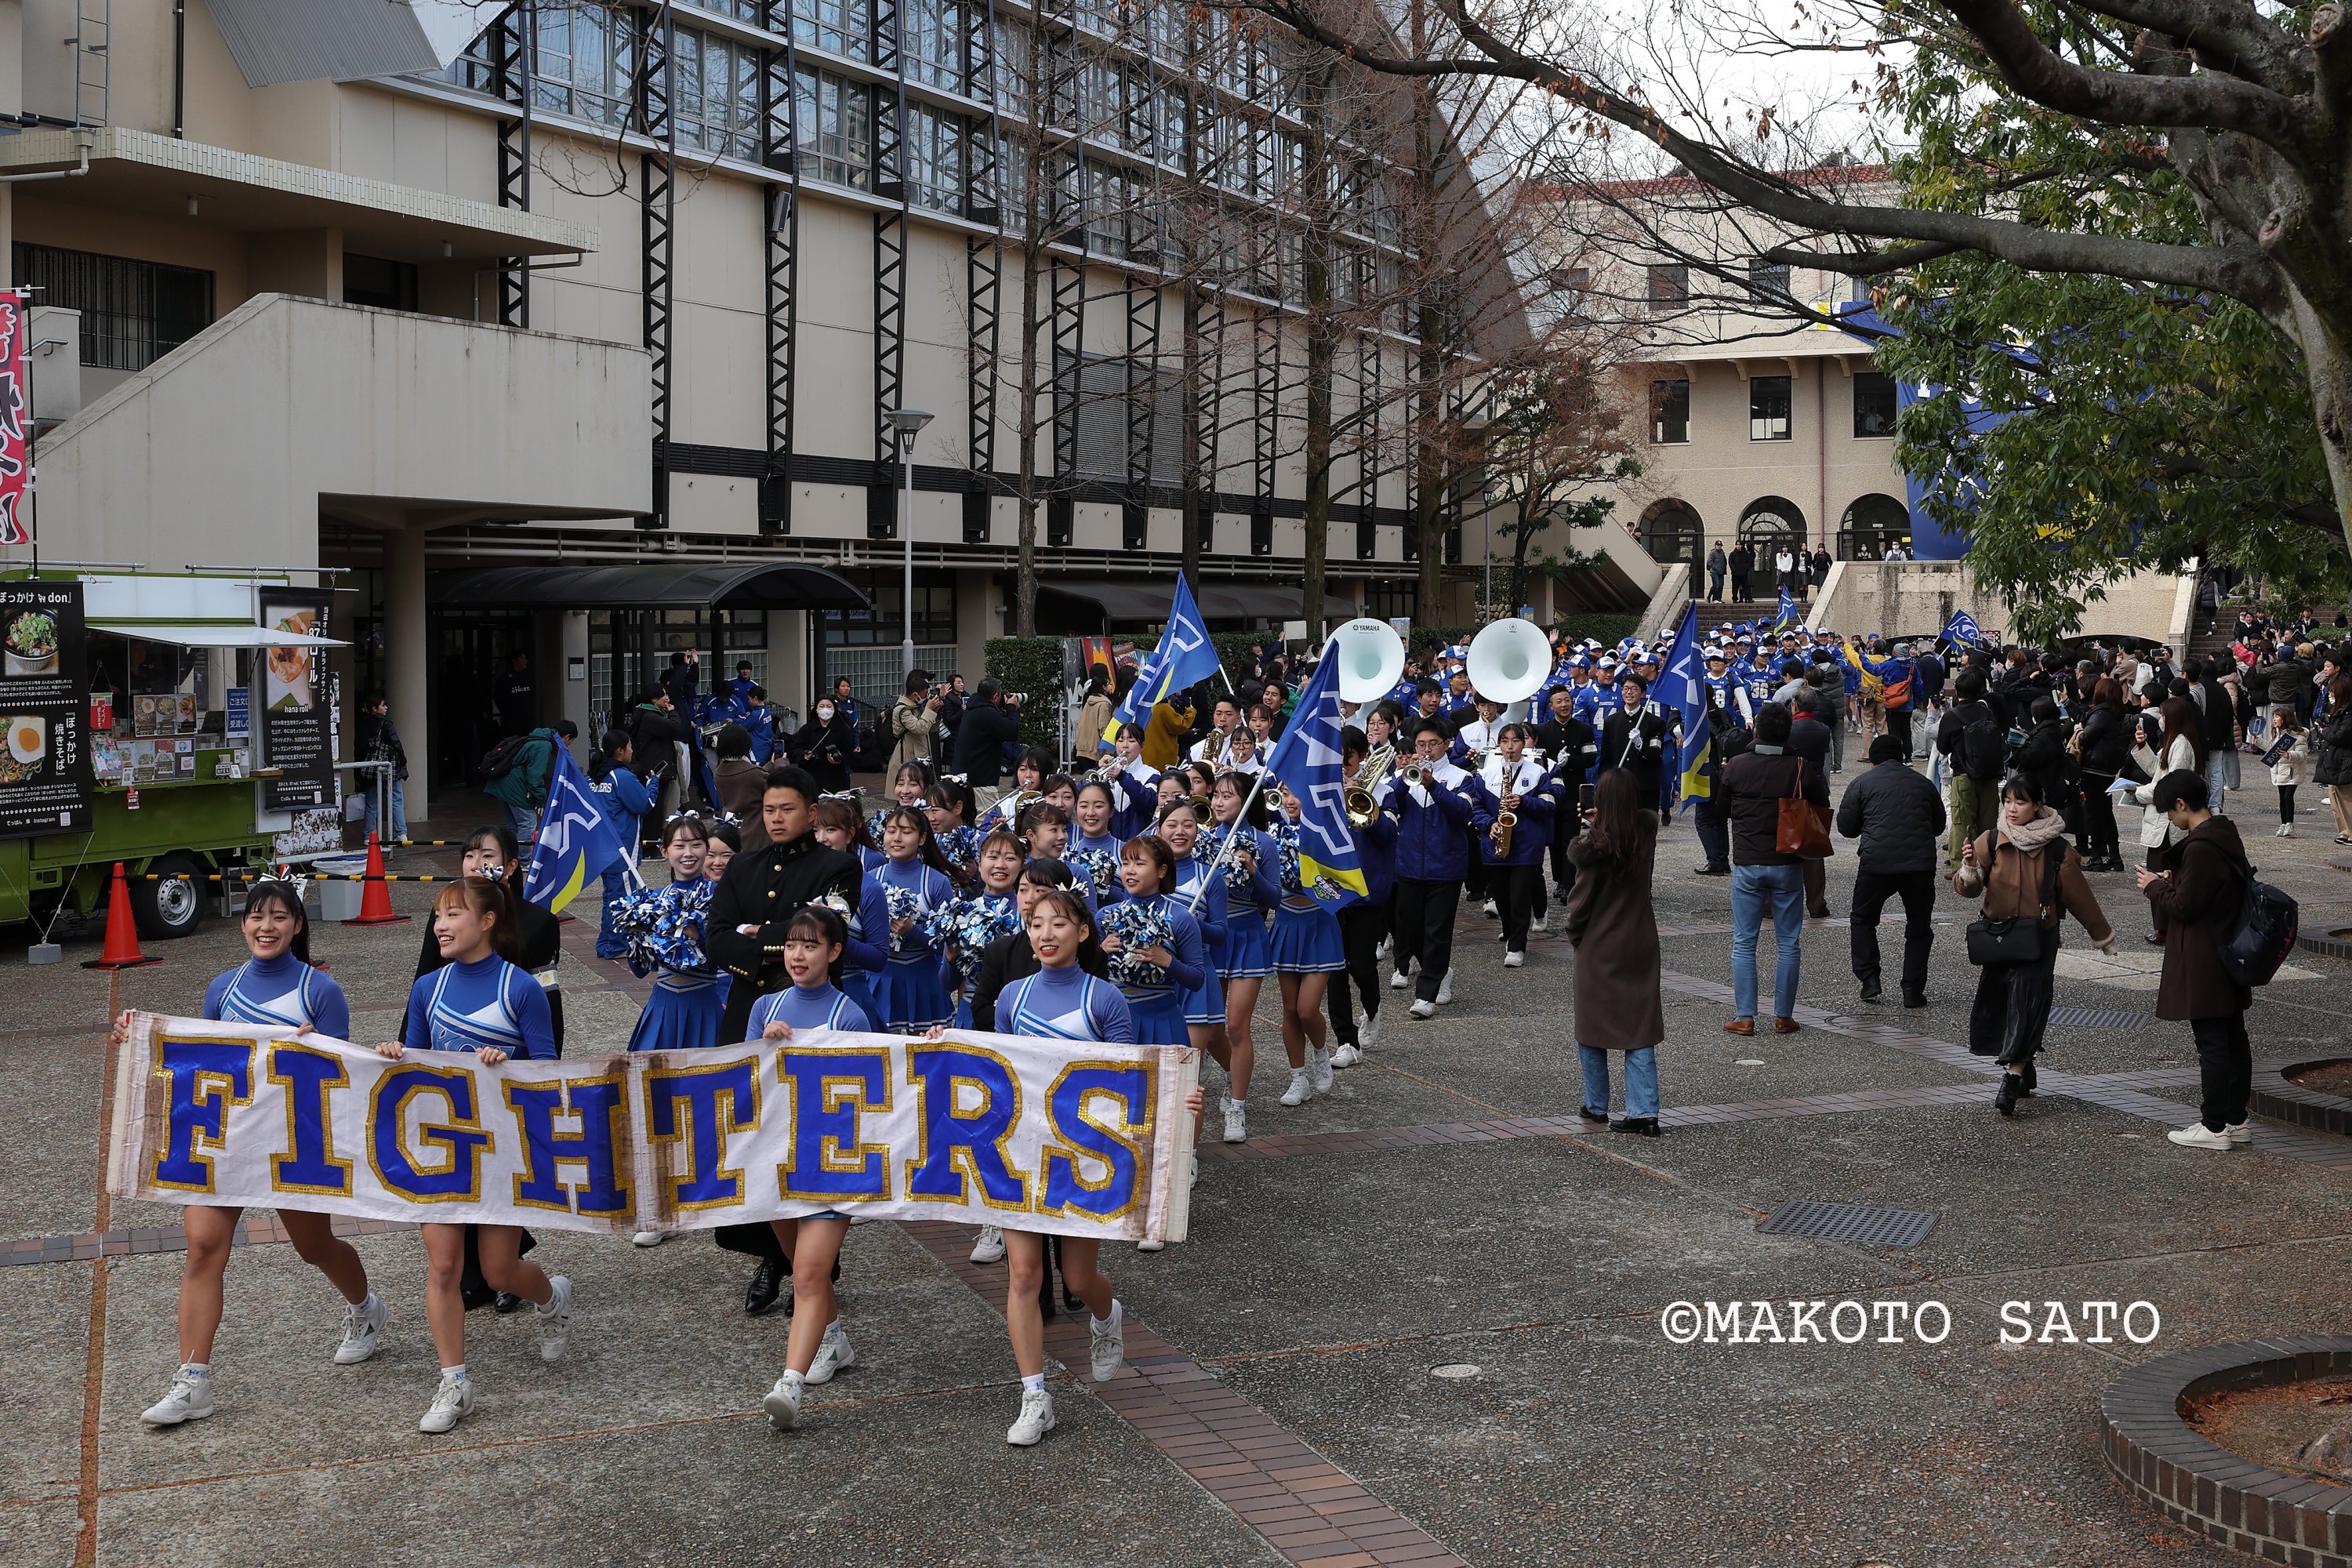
890,408,934,680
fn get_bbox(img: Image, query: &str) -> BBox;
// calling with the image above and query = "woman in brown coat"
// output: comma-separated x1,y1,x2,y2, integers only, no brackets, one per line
712,723,771,852
1564,768,1667,1135
1950,772,2117,1116
2133,769,2256,1151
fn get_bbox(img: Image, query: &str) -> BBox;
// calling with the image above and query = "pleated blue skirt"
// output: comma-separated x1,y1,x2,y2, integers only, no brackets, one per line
871,955,953,1031
1219,907,1274,980
1122,987,1192,1044
629,974,726,1052
1269,905,1346,974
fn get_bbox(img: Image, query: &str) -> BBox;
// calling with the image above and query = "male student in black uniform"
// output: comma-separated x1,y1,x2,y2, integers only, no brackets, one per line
1599,673,1669,818
1534,684,1599,902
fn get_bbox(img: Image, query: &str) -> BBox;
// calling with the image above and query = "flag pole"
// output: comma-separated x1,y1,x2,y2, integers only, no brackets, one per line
1188,768,1268,913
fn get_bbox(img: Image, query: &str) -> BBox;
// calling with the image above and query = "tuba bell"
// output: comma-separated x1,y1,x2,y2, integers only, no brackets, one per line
1327,619,1408,704
1465,616,1553,713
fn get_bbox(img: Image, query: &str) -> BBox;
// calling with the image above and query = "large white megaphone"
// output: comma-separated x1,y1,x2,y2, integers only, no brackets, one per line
1465,616,1552,707
1327,618,1406,703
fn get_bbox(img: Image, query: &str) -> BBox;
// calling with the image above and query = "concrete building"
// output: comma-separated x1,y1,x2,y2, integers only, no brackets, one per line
0,0,1632,811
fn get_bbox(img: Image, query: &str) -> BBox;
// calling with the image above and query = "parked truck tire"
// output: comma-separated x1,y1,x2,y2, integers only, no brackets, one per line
129,853,206,941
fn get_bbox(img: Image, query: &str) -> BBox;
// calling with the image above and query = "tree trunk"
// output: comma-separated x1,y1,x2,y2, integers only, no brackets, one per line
2292,300,2352,566
1507,497,1535,615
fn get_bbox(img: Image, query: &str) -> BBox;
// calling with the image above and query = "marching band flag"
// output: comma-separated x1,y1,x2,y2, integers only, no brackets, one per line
1108,575,1221,742
1261,648,1367,904
1773,586,1800,634
523,744,635,912
1660,604,1712,810
1940,608,1987,648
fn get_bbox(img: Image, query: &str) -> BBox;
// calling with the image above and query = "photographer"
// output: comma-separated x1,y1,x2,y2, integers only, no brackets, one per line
890,672,943,775
953,677,1026,805
789,688,859,792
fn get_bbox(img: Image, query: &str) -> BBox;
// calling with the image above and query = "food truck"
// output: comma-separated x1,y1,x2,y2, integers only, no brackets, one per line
0,569,344,940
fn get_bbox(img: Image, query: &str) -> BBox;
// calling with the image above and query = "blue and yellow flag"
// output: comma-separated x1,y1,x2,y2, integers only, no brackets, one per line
1106,575,1221,747
1659,604,1712,811
1261,648,1367,905
1773,586,1800,635
523,744,634,913
1940,608,1986,649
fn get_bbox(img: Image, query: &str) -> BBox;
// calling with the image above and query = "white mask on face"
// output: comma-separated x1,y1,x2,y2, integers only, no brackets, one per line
816,705,836,722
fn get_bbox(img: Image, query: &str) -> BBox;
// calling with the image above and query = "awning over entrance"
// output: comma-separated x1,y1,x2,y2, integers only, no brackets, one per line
1040,579,1359,624
431,563,873,612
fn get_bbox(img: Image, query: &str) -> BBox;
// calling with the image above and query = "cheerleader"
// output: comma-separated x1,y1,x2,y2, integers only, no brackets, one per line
927,779,982,885
1154,771,1192,816
753,907,876,1432
987,888,1202,1446
127,880,384,1428
936,829,1025,1026
410,825,564,1056
1155,798,1231,1063
621,815,725,1054
1269,788,1348,1107
1067,779,1130,903
1020,801,1098,906
865,806,960,1030
1478,724,1557,968
809,799,889,1025
380,877,572,1436
867,760,938,845
813,795,887,876
1203,777,1279,1142
1099,835,1208,1046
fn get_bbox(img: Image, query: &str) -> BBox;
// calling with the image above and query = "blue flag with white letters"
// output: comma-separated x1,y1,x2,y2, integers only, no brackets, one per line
524,744,635,913
1661,604,1711,811
1773,586,1800,635
1261,649,1367,904
1109,574,1222,739
1940,608,1987,649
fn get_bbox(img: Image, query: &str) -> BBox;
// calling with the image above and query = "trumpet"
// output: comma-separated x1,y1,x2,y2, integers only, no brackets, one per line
989,788,1039,829
1344,742,1396,827
1398,757,1429,789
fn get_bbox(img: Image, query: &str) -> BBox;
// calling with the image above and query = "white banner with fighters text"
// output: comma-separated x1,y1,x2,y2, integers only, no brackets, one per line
106,1014,1199,1243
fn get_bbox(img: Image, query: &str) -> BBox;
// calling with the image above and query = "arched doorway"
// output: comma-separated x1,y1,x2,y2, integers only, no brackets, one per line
1838,493,1913,561
1640,499,1704,586
1739,497,1807,598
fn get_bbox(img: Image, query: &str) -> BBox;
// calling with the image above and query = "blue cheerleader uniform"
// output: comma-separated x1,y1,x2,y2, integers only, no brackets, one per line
1203,824,1279,982
746,981,874,1037
624,877,727,1053
931,890,1021,1028
1065,833,1125,908
837,884,888,1027
1000,963,1135,1044
205,953,350,1037
1171,852,1232,1025
866,858,957,1030
1267,823,1347,974
1101,891,1206,1044
403,954,557,1059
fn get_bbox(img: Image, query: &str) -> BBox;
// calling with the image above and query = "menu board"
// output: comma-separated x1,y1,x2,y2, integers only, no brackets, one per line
0,579,91,838
256,589,334,812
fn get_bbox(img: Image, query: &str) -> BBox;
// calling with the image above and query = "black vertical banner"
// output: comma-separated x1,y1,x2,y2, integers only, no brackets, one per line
256,590,334,812
0,579,90,838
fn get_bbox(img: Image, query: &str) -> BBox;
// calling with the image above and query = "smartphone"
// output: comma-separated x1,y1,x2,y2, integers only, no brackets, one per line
1578,783,1596,813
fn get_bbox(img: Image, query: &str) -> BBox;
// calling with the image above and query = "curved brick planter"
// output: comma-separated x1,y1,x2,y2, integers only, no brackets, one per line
2250,1061,2352,1138
2300,929,2352,960
2102,1338,2352,1566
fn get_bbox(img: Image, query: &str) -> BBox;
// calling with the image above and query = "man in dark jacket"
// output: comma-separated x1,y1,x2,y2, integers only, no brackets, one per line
1599,673,1670,816
2252,644,2315,722
1535,686,1599,900
1719,702,1830,1034
2136,771,2255,1150
495,651,537,737
1936,667,2005,866
1788,694,1835,917
953,678,1025,798
1390,717,1496,1018
1728,543,1754,602
1835,735,1946,1006
483,720,578,848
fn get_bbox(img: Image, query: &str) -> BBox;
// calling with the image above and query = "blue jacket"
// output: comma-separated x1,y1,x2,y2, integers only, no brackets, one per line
1351,800,1398,906
1392,765,1494,882
588,762,656,848
1476,759,1555,866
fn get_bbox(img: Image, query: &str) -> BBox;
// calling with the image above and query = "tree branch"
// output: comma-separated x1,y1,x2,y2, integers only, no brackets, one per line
2075,0,2309,93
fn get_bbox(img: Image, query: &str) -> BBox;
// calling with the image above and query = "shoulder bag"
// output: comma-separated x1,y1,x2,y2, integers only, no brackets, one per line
1964,839,2064,966
1773,758,1832,858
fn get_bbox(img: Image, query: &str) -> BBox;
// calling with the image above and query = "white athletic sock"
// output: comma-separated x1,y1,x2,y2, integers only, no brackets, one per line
1021,1372,1046,1394
182,1362,211,1380
441,1363,467,1382
826,1318,841,1334
357,1290,379,1312
779,1368,805,1389
1091,1298,1123,1333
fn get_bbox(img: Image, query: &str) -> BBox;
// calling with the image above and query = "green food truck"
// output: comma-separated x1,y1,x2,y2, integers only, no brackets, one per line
0,569,344,942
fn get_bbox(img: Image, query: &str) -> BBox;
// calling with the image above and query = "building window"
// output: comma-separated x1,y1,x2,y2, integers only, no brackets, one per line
14,243,214,372
688,0,767,20
1367,579,1414,621
1748,260,1791,301
905,0,967,91
1650,378,1690,444
795,65,873,190
1853,370,1898,437
1748,374,1792,441
1838,493,1912,560
905,104,964,215
524,2,635,129
343,255,418,312
1646,263,1688,311
796,0,872,60
674,25,762,162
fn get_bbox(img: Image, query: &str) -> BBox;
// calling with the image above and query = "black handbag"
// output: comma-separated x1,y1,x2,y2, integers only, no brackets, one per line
1964,838,2065,966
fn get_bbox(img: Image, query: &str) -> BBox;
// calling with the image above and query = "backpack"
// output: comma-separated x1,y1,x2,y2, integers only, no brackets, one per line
478,731,536,781
1962,710,2005,782
2210,855,2299,987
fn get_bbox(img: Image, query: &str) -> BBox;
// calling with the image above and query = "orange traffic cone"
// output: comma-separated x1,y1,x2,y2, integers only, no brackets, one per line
344,832,410,926
83,862,161,970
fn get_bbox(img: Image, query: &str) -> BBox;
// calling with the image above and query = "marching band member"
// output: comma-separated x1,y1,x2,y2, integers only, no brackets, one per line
1099,833,1209,1046
1600,673,1670,821
1221,723,1268,779
1454,695,1507,916
1535,687,1599,903
1203,775,1279,1138
1187,697,1243,764
753,906,874,1434
864,807,960,1031
128,880,385,1429
1479,724,1556,967
1268,787,1348,1106
1097,731,1163,838
1326,727,1396,1066
381,877,571,1436
975,750,1053,833
1390,717,1496,1018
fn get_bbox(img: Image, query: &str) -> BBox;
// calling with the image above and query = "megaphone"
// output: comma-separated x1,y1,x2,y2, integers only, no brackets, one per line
1327,618,1406,704
1466,617,1552,706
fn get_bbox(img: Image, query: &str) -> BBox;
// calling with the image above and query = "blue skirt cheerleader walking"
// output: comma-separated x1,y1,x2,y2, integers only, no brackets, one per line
614,877,728,1051
629,971,727,1052
1171,855,1230,1028
866,860,957,1031
1100,892,1205,1045
1268,901,1346,974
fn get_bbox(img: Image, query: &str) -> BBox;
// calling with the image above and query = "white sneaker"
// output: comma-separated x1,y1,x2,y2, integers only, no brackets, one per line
1362,1010,1383,1051
1308,1045,1334,1094
2166,1123,2235,1151
1089,1309,1125,1382
631,1230,665,1247
140,1368,214,1426
805,1322,855,1385
1330,1042,1361,1069
2277,822,2294,837
1436,971,1455,1005
1137,1237,1166,1253
1530,915,1548,935
333,1293,388,1365
2226,1121,2254,1145
1409,998,1436,1019
1482,898,1498,917
764,1370,804,1430
418,1373,472,1435
1279,1069,1311,1107
1007,1388,1056,1446
536,1276,575,1361
1388,967,1411,991
1376,935,1392,959
970,1225,1007,1265
1503,950,1524,968
1221,1097,1247,1143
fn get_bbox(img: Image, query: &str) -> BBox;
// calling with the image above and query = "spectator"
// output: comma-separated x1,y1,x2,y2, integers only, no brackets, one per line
2010,695,2077,828
1809,544,1833,586
483,720,579,848
952,678,1026,803
1563,768,1665,1135
711,723,770,853
623,686,689,818
354,691,410,846
1074,666,1115,760
891,672,944,775
1707,543,1727,602
935,673,968,762
1836,733,1946,1007
2316,676,2352,844
1936,667,2005,867
2267,706,2309,837
789,691,858,792
1788,692,1835,918
1729,542,1754,603
2134,771,2256,1151
2130,697,2205,943
494,650,536,738
2073,677,2131,870
1719,702,1828,1036
1951,772,2114,1115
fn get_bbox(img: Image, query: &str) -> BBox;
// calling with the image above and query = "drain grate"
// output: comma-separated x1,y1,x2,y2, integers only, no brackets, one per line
2046,1006,2154,1029
1756,1198,1938,1249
